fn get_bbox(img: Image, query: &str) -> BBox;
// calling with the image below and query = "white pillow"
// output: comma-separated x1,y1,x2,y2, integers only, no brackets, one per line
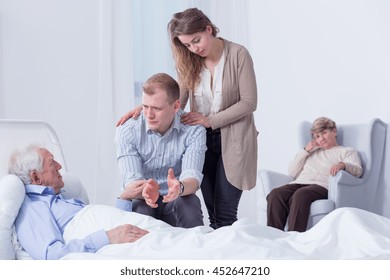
61,173,89,204
0,174,25,260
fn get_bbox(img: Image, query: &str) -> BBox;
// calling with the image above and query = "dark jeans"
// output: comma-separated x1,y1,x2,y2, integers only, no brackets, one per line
201,128,243,229
132,194,203,228
266,183,328,232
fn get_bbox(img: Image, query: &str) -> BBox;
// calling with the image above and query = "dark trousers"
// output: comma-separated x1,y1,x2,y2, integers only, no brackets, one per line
201,128,243,229
266,183,328,232
132,194,203,228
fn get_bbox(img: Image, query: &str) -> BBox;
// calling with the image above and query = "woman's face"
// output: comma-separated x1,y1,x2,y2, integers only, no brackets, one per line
313,128,338,149
177,25,214,57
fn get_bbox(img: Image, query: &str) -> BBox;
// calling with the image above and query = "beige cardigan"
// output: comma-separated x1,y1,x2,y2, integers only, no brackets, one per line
180,39,258,190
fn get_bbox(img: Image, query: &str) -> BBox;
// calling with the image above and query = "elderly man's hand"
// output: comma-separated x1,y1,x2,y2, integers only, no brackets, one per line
107,224,148,244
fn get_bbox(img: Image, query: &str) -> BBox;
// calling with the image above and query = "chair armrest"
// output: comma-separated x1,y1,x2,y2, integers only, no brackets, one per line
257,170,294,196
328,170,368,209
329,170,365,187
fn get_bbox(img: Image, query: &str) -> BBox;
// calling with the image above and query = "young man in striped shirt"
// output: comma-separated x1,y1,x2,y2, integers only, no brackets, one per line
115,73,207,228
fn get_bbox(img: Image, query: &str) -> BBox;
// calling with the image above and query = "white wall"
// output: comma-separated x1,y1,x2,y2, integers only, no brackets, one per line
1,0,390,225
247,0,390,174
245,0,390,223
0,0,100,200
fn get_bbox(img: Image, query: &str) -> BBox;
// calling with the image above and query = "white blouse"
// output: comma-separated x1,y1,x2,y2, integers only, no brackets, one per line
194,51,225,116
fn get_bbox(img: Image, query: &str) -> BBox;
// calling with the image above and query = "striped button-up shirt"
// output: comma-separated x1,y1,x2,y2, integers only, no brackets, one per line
115,109,207,195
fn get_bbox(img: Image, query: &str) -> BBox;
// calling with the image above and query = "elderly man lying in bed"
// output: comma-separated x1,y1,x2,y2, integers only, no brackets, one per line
10,145,390,260
8,144,149,260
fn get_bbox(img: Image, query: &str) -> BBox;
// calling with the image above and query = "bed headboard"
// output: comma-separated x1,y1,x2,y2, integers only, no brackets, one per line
0,119,67,178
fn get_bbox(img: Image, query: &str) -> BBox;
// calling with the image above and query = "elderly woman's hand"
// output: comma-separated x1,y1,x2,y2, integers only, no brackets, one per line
330,162,346,176
304,139,319,153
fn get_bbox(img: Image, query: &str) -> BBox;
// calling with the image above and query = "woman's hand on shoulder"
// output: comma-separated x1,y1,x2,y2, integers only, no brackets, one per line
116,105,143,126
181,112,210,128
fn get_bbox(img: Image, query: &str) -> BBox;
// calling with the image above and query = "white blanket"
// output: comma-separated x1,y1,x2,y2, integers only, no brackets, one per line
62,205,390,260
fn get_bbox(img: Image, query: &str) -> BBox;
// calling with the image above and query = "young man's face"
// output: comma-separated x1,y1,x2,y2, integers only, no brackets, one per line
32,148,64,194
142,87,179,135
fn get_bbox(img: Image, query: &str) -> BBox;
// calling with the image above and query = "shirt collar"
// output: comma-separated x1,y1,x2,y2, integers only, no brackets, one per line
25,184,58,195
145,109,183,135
171,111,182,131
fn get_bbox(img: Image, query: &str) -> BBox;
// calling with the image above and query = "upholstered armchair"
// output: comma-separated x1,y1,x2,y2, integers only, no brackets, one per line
258,118,387,230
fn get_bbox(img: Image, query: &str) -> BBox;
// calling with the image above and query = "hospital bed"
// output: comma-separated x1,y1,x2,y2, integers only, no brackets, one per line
1,119,390,260
0,119,88,259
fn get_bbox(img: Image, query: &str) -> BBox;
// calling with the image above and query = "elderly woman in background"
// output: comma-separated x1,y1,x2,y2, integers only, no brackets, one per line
267,117,363,232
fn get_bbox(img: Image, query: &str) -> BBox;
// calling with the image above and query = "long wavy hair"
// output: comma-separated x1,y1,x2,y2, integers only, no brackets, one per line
168,8,219,92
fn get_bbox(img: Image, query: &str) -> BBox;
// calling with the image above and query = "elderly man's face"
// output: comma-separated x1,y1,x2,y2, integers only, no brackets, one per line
32,148,64,194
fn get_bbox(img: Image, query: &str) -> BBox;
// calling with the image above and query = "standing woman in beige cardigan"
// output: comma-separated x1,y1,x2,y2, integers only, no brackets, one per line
117,8,258,229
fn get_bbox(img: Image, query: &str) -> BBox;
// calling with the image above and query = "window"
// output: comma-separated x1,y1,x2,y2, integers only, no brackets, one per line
130,0,211,105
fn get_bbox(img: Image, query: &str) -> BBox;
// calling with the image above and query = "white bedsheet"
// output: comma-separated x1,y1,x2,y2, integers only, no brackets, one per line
61,205,390,260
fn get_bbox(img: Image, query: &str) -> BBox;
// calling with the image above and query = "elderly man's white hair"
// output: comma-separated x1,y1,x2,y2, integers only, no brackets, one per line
8,144,45,185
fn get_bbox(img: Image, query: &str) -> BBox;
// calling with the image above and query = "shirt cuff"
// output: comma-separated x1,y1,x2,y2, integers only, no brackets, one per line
89,229,109,251
180,169,203,187
298,149,310,156
116,198,133,212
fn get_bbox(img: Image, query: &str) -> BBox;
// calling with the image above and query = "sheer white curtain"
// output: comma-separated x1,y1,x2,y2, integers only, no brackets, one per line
95,0,134,204
209,0,249,46
0,12,3,119
131,0,214,96
130,0,251,94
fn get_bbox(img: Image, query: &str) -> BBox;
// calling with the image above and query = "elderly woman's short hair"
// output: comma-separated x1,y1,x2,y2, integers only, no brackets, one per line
310,117,337,135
